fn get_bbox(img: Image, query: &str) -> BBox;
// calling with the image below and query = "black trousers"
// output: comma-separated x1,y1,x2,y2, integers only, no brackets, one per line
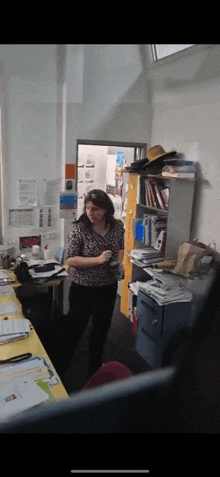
67,281,118,374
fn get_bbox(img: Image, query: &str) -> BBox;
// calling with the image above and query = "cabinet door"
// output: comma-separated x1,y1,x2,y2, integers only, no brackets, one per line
162,301,192,343
136,290,163,368
137,290,163,344
136,329,162,368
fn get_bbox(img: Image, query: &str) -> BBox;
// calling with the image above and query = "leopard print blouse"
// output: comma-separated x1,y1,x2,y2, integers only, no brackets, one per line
66,219,125,286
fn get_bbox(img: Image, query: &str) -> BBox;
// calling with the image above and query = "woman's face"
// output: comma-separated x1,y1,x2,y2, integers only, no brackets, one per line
86,201,106,225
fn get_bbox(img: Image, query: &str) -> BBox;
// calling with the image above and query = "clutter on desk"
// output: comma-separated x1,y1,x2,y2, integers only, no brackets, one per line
28,262,68,280
44,244,50,260
0,355,59,387
139,273,193,306
0,318,30,344
0,270,9,280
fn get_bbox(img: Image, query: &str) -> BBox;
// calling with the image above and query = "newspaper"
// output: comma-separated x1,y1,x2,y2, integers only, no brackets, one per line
139,275,193,306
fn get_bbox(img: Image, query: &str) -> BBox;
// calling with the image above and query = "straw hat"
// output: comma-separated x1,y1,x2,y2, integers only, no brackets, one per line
147,145,177,162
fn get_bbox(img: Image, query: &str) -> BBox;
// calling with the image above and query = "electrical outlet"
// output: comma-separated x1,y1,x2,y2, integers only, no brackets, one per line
8,237,14,245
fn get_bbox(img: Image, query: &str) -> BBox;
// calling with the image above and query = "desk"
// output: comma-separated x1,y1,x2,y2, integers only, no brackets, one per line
0,283,68,402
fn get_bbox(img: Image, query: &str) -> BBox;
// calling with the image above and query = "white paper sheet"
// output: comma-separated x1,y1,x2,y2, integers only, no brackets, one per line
0,302,20,316
0,376,49,418
18,179,37,207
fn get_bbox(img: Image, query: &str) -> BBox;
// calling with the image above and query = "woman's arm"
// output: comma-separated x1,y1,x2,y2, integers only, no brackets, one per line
67,250,112,269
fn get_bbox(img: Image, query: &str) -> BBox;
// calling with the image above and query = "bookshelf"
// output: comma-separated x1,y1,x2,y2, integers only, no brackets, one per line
137,174,195,260
120,172,195,318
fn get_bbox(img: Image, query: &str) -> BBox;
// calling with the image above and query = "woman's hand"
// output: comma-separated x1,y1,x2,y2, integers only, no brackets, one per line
98,250,112,264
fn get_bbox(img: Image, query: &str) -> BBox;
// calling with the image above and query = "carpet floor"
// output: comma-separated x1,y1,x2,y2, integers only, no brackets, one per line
59,294,151,394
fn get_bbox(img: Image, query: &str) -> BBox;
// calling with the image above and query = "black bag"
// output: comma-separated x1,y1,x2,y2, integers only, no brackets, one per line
14,261,33,284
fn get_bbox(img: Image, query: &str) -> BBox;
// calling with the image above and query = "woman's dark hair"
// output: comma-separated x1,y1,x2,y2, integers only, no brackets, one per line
74,189,116,230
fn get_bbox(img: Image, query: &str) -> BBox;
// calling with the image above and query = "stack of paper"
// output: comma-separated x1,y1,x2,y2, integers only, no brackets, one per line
0,356,59,387
0,376,49,419
0,285,14,296
0,301,20,316
130,248,164,268
0,318,30,344
139,275,193,306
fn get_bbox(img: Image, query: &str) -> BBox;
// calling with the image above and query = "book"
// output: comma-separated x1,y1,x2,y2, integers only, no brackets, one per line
160,188,169,209
154,230,166,252
131,256,164,268
145,179,170,211
153,182,166,210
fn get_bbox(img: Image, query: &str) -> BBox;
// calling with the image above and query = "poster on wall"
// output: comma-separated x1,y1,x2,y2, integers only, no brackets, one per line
19,235,41,252
38,207,56,229
18,178,37,207
9,209,34,227
106,155,117,196
43,179,61,206
60,192,78,219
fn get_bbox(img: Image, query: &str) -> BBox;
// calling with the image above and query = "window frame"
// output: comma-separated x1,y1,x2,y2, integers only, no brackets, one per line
0,62,6,248
148,44,214,68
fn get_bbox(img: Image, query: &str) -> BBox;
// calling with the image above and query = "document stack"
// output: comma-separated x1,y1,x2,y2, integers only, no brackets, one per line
130,248,164,268
139,273,193,306
0,318,30,344
0,376,50,419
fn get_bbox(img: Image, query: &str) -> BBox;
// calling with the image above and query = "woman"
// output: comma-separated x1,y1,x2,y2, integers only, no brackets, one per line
66,189,125,377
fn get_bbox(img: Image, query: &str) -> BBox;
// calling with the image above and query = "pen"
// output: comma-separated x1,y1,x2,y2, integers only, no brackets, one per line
0,352,32,364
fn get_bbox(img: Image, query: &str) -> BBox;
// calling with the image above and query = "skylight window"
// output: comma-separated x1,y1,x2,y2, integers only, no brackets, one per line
152,44,195,61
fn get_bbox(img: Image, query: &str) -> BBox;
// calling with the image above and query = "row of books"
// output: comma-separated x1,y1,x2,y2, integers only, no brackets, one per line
133,215,167,250
139,177,169,211
145,179,169,210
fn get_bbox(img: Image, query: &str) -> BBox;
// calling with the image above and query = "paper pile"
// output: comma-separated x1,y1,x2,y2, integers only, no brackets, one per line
0,318,30,344
130,248,164,268
0,355,59,387
0,376,49,419
139,274,193,306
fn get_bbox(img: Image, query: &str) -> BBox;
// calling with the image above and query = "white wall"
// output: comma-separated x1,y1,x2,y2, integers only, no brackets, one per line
0,44,64,256
1,43,220,258
0,44,150,258
148,45,220,252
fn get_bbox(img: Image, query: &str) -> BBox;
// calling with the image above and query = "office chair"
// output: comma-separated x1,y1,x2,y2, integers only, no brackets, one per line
83,361,134,389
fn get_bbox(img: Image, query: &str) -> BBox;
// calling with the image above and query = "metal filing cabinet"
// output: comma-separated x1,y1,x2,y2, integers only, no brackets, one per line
136,289,193,369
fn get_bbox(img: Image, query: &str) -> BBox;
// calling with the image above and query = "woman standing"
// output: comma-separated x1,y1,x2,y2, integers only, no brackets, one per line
66,189,125,377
